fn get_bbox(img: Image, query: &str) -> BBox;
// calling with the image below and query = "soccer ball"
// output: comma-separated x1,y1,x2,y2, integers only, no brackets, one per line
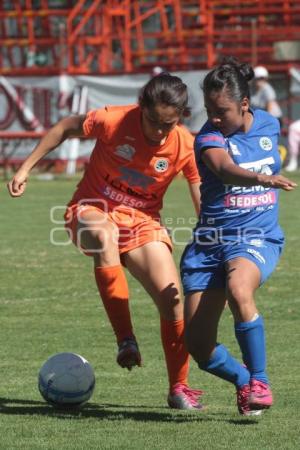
38,352,95,407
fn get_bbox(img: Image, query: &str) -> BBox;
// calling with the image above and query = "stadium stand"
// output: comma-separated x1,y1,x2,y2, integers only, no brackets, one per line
1,0,300,173
1,0,300,75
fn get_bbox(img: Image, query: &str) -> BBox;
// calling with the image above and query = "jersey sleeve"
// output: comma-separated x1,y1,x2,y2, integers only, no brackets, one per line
195,130,226,151
181,150,201,183
176,126,200,183
193,127,227,169
82,108,107,138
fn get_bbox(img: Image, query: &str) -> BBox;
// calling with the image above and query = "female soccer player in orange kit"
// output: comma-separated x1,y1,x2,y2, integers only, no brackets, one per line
8,73,203,409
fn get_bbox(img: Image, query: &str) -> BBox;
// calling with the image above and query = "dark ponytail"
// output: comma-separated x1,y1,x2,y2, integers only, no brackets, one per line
203,56,255,102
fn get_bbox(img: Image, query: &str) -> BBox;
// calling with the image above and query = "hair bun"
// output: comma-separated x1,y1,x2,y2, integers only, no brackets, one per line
220,56,254,82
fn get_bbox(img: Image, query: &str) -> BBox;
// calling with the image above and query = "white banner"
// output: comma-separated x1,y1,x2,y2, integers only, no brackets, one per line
290,67,300,94
0,72,207,162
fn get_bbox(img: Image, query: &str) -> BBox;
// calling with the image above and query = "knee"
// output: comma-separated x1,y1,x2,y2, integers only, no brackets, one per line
95,228,116,249
157,289,182,320
227,283,250,307
79,225,118,252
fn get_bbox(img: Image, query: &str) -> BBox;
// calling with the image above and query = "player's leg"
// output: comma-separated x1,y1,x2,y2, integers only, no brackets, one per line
123,241,203,409
185,289,227,363
225,256,272,410
181,242,261,416
66,205,139,370
184,289,260,415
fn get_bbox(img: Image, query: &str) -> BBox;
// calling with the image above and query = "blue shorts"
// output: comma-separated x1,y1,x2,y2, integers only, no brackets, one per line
180,239,284,295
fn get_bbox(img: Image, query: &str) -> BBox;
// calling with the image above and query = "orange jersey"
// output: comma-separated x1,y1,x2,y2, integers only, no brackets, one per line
69,105,200,216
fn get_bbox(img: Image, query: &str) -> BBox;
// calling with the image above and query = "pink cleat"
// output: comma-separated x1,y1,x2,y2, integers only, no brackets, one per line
117,337,141,371
236,384,262,416
249,379,273,410
168,383,204,410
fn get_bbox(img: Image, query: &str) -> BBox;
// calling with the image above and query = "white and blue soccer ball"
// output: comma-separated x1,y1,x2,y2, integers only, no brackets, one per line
38,352,95,407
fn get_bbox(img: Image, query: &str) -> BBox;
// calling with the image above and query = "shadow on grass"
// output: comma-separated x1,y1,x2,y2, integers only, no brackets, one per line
0,397,260,425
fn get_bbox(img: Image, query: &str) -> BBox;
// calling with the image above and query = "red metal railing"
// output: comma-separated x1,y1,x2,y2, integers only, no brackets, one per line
0,0,300,75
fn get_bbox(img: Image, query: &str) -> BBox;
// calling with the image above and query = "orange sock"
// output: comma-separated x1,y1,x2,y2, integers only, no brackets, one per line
94,265,135,344
160,317,190,391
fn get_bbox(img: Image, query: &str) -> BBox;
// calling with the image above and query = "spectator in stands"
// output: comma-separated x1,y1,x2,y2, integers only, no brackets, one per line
7,73,203,411
285,119,300,172
151,66,165,77
251,66,283,127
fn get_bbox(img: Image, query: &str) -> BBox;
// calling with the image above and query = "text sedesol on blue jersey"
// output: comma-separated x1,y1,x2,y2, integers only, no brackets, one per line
193,109,283,243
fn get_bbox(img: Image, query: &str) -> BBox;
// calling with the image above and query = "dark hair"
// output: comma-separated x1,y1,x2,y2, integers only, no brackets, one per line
202,56,255,102
139,73,190,116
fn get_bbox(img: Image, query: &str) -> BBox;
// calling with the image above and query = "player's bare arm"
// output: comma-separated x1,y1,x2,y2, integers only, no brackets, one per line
188,181,201,216
7,115,86,197
202,146,297,191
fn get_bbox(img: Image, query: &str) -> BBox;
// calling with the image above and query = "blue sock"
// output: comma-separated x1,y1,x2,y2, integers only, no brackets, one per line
198,343,250,388
235,315,269,384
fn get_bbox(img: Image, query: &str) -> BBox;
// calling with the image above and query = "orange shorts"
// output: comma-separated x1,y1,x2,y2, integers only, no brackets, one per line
64,202,172,256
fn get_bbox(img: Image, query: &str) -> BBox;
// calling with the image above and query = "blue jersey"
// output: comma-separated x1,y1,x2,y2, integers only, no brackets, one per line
194,109,284,244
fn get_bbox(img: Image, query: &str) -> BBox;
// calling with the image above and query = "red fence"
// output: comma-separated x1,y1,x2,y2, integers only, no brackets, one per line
1,0,300,75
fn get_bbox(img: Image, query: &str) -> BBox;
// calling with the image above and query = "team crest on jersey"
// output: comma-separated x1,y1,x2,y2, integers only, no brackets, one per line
154,159,169,172
115,144,136,160
259,137,273,151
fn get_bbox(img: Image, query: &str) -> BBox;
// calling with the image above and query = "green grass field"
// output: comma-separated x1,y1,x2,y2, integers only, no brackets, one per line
1,173,300,450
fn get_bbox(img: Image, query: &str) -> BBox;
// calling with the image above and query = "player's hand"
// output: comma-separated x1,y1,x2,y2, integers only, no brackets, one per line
7,168,29,197
258,174,298,191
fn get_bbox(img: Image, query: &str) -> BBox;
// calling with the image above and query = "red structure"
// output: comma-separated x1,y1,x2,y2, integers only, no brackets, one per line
1,0,300,75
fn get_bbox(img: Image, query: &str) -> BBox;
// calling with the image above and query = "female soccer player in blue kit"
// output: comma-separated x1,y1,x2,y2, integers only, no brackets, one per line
180,57,297,415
